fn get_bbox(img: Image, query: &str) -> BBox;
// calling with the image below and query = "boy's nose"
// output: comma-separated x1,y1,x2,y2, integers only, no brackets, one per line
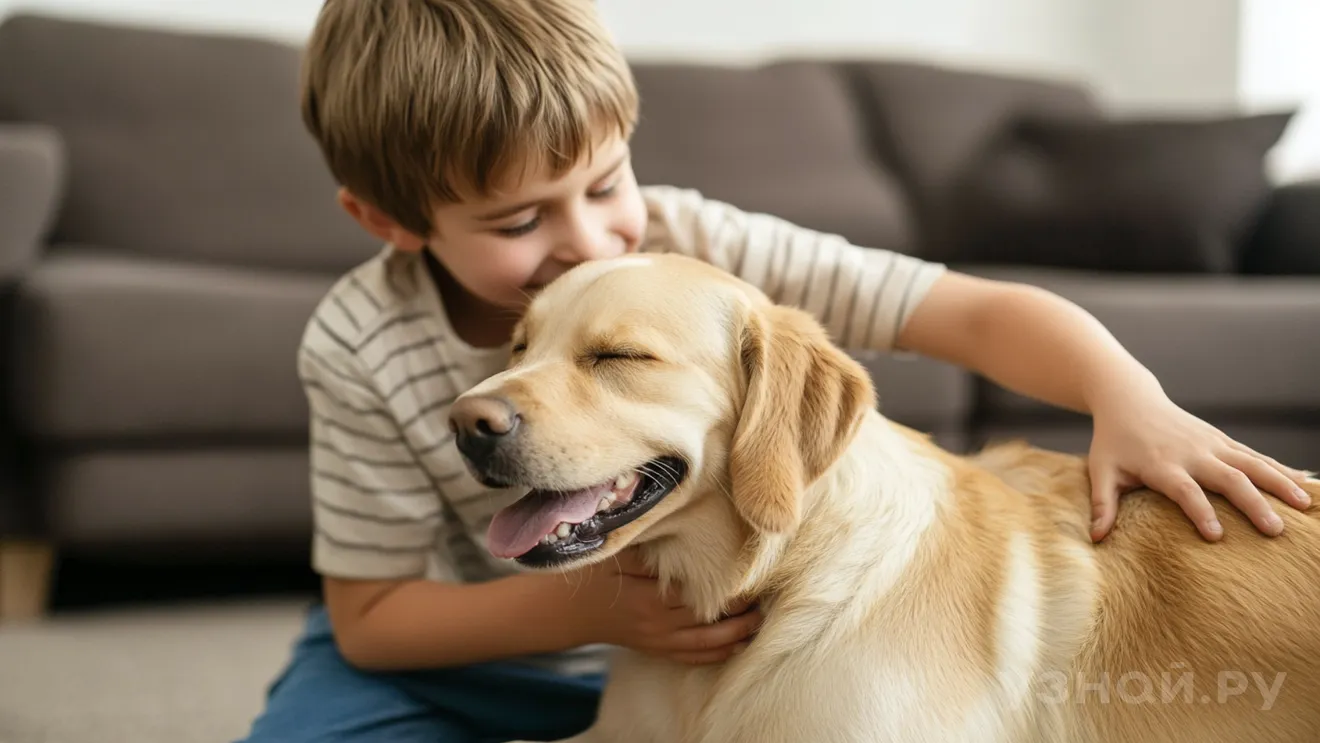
448,395,520,469
555,218,615,262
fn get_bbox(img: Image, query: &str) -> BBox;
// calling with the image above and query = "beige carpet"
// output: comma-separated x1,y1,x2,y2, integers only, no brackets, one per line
0,598,310,743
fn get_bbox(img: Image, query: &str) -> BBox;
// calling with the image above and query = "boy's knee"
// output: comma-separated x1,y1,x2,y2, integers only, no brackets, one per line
236,719,474,743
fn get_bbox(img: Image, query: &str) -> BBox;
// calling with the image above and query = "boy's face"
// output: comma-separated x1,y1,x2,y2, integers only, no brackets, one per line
339,134,648,312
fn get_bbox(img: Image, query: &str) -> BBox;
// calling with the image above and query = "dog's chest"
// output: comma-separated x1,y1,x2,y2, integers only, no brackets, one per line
651,616,1052,743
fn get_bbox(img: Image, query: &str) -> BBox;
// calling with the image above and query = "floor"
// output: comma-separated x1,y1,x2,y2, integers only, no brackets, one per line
0,597,309,743
0,557,319,743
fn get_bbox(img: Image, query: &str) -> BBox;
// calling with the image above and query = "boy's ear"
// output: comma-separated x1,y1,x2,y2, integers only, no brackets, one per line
336,188,427,252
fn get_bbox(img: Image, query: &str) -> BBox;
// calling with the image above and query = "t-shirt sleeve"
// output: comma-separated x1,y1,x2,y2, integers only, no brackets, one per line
297,337,445,581
642,186,947,352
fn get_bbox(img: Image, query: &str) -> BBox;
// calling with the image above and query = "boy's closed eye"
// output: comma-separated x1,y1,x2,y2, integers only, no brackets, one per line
492,181,621,238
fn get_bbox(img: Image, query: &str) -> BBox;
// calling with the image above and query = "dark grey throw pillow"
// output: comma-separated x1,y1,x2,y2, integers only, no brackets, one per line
936,110,1296,273
1240,179,1320,275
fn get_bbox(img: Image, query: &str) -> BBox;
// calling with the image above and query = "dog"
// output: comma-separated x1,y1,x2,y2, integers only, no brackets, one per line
448,253,1320,743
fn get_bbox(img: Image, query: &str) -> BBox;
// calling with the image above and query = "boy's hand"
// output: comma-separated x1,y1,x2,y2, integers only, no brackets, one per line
563,548,762,665
1088,391,1312,543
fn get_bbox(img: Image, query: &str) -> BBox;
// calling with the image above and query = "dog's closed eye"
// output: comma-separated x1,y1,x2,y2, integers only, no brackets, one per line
584,345,657,366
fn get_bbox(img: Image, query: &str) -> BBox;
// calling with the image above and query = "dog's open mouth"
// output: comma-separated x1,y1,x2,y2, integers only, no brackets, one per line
486,456,688,567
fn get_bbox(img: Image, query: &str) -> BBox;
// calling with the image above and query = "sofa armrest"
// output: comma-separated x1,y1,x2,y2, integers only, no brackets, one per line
0,124,66,280
1241,178,1320,274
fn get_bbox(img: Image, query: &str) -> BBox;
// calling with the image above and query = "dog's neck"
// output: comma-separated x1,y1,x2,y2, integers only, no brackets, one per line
648,413,950,625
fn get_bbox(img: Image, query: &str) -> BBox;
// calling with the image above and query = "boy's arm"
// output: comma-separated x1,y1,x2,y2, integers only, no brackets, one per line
322,570,592,670
893,271,1151,416
896,271,1312,541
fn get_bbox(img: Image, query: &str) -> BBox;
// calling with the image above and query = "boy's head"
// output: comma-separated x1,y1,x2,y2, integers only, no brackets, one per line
301,0,648,311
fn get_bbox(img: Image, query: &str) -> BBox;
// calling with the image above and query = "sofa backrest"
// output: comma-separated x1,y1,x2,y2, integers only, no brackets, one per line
0,13,1104,269
629,60,916,254
0,14,379,274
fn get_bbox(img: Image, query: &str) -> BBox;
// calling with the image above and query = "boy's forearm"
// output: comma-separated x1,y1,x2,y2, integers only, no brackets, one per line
327,572,595,671
900,273,1165,417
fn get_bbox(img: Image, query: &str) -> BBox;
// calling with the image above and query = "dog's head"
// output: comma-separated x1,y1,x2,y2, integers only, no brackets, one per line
449,254,875,570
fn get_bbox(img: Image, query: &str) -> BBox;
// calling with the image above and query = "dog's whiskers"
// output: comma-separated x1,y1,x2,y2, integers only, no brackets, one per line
640,460,681,489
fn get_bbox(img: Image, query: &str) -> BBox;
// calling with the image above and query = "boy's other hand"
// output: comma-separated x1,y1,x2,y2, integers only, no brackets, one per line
562,547,762,665
1088,391,1312,543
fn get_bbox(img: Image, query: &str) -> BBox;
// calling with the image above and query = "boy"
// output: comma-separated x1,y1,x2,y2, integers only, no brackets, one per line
238,1,1312,741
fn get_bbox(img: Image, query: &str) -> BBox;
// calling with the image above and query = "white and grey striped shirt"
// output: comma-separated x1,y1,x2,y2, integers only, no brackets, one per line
296,185,946,673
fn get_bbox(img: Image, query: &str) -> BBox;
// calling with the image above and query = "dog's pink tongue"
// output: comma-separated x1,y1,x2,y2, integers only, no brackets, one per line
487,485,609,558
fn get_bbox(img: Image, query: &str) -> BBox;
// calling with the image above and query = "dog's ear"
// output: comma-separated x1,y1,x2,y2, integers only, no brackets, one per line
729,304,876,533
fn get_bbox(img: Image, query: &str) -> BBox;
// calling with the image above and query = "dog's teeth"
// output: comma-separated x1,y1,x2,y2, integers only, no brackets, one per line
546,533,559,544
615,472,637,491
598,497,612,512
556,522,572,539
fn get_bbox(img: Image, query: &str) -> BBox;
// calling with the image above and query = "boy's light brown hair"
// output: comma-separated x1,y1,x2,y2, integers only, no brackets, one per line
300,0,639,237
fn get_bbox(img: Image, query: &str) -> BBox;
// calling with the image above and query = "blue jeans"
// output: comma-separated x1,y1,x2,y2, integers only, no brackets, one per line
235,604,605,743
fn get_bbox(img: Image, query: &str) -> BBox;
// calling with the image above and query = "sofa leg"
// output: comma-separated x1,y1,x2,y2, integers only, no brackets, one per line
0,540,56,621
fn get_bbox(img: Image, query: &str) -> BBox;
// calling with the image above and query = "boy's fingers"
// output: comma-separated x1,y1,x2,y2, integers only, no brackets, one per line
1203,459,1283,537
1223,449,1311,511
1150,467,1222,541
670,610,763,653
1228,440,1310,484
722,597,756,616
660,586,689,610
1088,465,1119,543
669,642,749,666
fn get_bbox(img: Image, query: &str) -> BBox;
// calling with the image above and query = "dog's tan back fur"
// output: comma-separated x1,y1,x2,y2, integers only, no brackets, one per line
470,254,1320,743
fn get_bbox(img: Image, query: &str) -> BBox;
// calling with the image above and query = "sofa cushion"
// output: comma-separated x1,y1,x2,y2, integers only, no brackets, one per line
42,447,313,551
0,14,378,273
963,268,1320,416
852,351,974,452
841,60,1100,247
0,124,64,280
972,420,1320,473
12,249,337,440
629,61,915,253
1242,178,1320,275
941,111,1295,273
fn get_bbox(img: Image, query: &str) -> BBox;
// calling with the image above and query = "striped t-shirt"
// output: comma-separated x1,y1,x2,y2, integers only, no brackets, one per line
296,184,946,673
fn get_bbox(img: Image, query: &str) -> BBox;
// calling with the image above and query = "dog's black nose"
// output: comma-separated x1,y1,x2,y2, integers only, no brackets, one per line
449,395,520,469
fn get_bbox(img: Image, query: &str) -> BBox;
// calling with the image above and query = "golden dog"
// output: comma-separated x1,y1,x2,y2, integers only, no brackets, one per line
449,253,1320,743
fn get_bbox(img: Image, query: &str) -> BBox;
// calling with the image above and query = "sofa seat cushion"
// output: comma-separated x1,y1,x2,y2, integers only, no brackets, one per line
629,61,915,253
964,268,1320,416
13,249,337,440
42,446,312,551
851,351,972,422
972,420,1320,474
852,351,974,452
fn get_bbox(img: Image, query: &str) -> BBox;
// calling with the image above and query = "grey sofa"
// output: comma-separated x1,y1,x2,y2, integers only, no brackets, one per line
0,13,1316,616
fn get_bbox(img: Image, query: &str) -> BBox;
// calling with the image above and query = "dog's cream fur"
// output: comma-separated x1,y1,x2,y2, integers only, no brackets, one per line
457,254,1320,743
